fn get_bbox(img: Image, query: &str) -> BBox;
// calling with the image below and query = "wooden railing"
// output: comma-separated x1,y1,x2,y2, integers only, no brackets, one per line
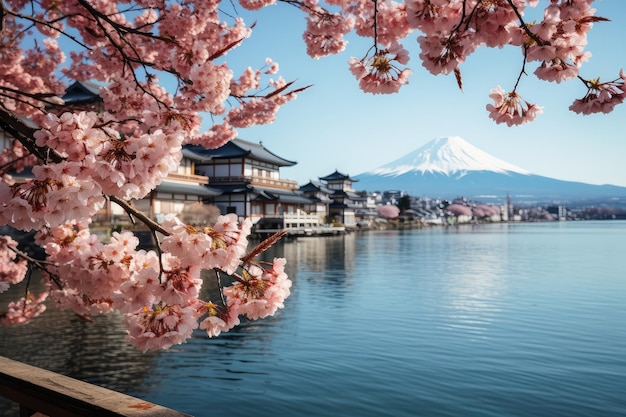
208,175,298,190
0,356,192,417
166,172,209,184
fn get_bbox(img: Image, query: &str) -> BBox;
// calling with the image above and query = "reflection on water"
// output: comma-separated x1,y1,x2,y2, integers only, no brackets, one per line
1,222,626,417
438,231,509,338
0,298,162,415
285,233,357,285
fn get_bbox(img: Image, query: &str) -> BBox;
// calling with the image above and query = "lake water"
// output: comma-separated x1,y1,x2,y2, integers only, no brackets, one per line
1,221,625,416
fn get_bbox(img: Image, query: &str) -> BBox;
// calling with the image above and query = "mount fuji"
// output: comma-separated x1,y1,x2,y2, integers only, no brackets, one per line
353,136,626,203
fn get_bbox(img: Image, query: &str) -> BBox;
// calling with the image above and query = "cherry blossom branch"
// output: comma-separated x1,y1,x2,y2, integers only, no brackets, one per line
505,0,547,46
22,265,33,304
0,85,63,109
0,153,32,174
7,244,62,289
213,270,227,306
0,111,175,241
513,44,529,91
5,8,92,50
0,0,5,31
372,0,379,51
454,0,471,33
151,228,165,284
78,2,157,94
72,0,198,108
228,271,248,285
76,0,173,42
279,0,326,16
0,108,63,163
109,195,170,236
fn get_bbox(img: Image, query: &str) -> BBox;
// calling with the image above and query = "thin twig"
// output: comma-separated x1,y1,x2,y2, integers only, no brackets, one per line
214,270,227,306
151,228,165,283
7,244,63,289
109,195,170,236
506,0,547,46
513,44,529,91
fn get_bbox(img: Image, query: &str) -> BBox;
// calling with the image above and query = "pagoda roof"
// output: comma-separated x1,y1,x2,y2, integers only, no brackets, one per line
205,183,311,204
181,147,214,163
183,138,297,167
252,187,312,204
62,81,102,104
319,170,358,182
299,180,333,194
155,181,221,197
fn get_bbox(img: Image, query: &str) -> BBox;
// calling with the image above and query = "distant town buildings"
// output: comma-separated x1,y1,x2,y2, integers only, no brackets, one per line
2,80,623,237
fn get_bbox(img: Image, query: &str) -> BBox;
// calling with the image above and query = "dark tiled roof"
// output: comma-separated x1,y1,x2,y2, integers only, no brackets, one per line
62,81,102,104
204,183,252,194
155,181,221,197
184,138,296,167
252,187,312,204
330,190,364,200
181,147,214,163
299,180,333,194
319,170,358,182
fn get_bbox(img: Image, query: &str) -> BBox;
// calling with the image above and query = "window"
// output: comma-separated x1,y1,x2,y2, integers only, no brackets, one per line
215,164,229,176
230,164,242,176
197,165,214,177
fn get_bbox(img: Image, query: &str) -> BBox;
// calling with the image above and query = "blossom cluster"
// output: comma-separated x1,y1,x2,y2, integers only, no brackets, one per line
349,43,413,94
486,86,543,127
569,70,626,115
0,161,106,231
0,215,291,351
0,236,28,294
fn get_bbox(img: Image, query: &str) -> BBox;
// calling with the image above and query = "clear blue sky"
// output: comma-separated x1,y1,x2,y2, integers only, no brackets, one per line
214,1,626,187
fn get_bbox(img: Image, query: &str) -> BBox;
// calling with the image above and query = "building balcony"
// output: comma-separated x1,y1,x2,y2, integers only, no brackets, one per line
167,172,209,184
209,175,298,190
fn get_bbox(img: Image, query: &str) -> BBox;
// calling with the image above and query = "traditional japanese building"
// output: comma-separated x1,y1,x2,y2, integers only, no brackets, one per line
57,80,104,113
186,139,312,223
318,170,366,226
298,180,334,224
124,147,221,225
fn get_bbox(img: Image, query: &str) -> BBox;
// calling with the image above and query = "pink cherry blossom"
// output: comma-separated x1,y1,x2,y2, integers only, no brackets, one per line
303,10,353,59
160,259,203,306
0,236,28,291
1,291,49,325
569,70,626,115
223,258,292,320
534,59,580,83
486,86,543,126
349,43,413,94
198,301,241,338
418,31,477,76
126,304,199,351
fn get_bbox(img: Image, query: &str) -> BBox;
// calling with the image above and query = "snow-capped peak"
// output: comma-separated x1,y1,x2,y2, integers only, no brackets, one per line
367,136,531,177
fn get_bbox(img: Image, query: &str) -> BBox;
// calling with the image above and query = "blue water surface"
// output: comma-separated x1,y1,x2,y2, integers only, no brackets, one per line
1,221,625,416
